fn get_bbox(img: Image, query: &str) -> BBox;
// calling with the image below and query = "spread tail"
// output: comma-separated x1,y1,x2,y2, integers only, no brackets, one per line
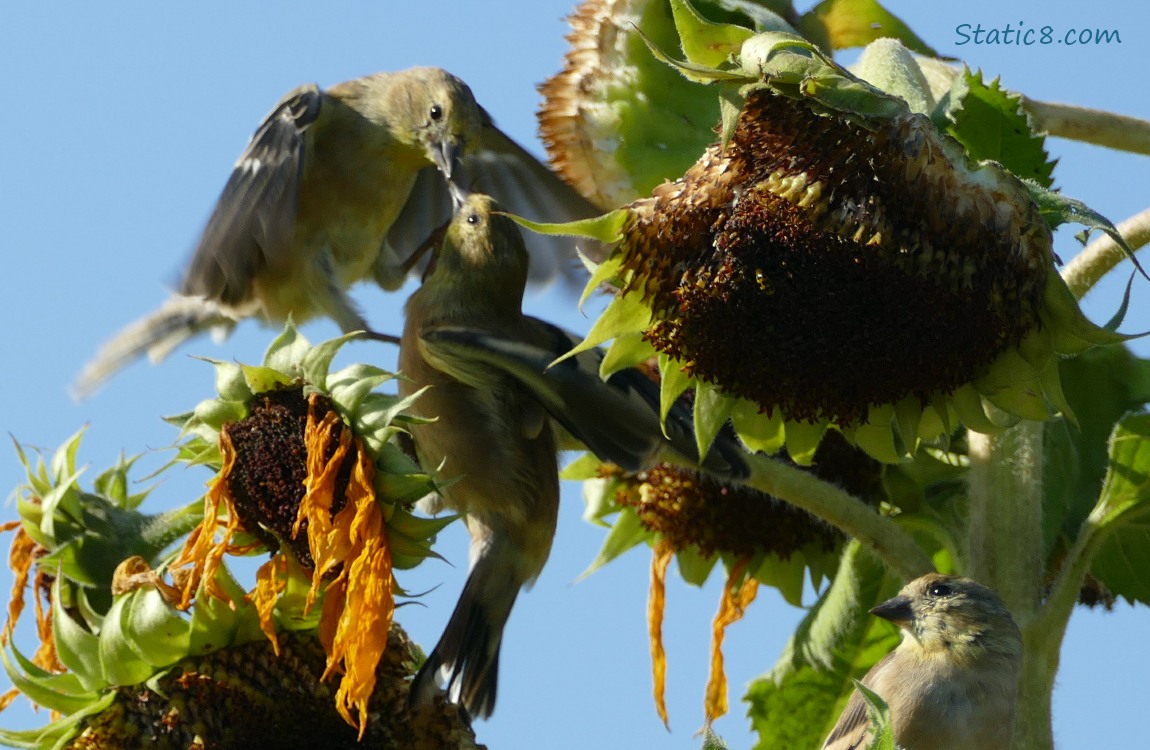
72,295,236,398
409,543,522,720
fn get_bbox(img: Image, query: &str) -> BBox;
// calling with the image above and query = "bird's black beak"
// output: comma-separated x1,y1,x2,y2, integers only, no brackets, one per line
433,138,462,180
870,594,914,627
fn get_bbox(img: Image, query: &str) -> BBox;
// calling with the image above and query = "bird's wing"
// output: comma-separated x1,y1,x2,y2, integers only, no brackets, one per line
181,83,323,305
386,115,611,287
822,652,897,750
415,320,549,442
417,319,748,479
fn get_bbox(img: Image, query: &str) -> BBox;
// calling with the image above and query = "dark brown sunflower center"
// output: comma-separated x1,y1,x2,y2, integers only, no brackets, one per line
223,388,352,567
624,89,1051,425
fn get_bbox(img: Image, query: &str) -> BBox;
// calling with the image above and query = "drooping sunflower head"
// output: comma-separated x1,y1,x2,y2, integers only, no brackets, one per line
542,15,1130,463
629,86,1050,429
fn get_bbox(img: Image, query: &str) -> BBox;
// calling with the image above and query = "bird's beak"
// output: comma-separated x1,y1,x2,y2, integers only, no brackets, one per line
870,594,914,627
448,180,469,210
433,138,462,180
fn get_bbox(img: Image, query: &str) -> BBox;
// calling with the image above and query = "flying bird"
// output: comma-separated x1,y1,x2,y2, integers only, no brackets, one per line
823,573,1023,750
74,66,603,397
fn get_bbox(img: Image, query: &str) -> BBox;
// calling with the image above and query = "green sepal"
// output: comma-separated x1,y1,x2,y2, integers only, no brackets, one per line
99,594,160,686
730,399,785,455
798,0,941,56
262,319,312,375
510,207,629,245
209,359,253,403
658,353,693,430
240,363,295,395
118,587,193,667
669,0,755,69
0,645,96,715
561,452,607,482
601,333,657,379
694,379,737,463
1028,181,1144,278
50,572,104,691
784,420,828,466
301,330,362,389
851,38,933,114
580,507,648,579
676,545,719,586
552,291,653,366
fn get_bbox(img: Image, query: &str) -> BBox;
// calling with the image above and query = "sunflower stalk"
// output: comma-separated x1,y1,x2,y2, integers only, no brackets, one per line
1061,205,1150,300
660,451,933,583
1023,99,1150,156
967,420,1050,750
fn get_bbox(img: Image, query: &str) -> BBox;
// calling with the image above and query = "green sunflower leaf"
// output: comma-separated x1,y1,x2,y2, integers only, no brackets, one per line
855,681,897,749
798,0,940,55
935,68,1055,187
1089,413,1150,604
745,541,900,749
1045,347,1150,559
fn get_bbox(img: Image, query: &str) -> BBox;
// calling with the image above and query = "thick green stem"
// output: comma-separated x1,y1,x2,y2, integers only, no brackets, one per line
1061,206,1150,300
664,451,934,583
966,422,1050,750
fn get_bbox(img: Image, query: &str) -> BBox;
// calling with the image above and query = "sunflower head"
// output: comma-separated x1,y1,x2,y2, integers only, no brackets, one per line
539,16,1131,464
1,324,467,748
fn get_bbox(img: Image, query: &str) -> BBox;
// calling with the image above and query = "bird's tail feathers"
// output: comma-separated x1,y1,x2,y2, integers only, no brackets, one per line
408,546,521,720
72,295,236,399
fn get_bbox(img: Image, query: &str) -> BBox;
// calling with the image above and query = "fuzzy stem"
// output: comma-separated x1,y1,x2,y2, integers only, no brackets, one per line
141,498,210,553
663,452,934,583
1023,99,1150,155
966,424,1045,620
1061,205,1150,299
966,422,1050,749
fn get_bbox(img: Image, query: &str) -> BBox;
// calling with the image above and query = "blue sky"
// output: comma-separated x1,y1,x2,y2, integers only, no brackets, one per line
1,1,1147,747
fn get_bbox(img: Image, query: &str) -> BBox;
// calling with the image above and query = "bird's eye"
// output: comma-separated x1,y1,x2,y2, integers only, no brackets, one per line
928,582,953,598
466,213,480,225
429,104,443,122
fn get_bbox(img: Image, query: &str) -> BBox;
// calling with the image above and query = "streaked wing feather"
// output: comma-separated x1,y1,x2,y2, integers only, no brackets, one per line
418,319,747,480
181,84,323,305
419,322,659,471
823,652,897,750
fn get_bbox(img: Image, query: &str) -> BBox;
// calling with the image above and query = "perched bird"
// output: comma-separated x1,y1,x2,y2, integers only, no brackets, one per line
401,192,745,719
823,573,1023,750
74,66,603,397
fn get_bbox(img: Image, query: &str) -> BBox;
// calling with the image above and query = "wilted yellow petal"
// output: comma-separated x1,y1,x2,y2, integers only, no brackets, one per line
111,556,184,606
299,403,353,613
329,538,394,739
704,558,759,723
296,400,397,738
252,556,288,654
648,539,673,729
172,429,239,609
31,568,61,672
3,525,35,644
0,687,19,712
